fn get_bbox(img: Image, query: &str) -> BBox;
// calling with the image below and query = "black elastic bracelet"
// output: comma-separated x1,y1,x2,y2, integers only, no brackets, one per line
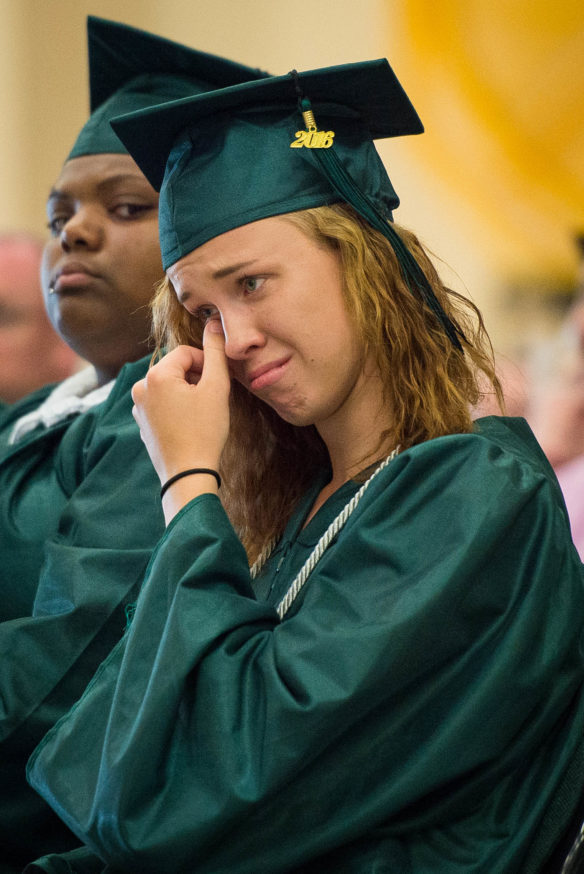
160,468,221,500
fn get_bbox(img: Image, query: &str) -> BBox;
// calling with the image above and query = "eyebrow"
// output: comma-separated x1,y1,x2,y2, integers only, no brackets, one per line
47,188,66,203
212,260,257,280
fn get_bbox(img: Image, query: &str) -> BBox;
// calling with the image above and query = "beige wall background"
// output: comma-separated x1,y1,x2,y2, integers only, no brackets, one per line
1,0,582,355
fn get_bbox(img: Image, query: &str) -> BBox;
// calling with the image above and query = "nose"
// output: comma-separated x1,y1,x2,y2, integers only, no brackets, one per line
221,311,265,360
60,208,103,252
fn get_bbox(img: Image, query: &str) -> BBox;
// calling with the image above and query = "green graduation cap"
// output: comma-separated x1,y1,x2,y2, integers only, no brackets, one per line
68,15,269,160
112,60,463,349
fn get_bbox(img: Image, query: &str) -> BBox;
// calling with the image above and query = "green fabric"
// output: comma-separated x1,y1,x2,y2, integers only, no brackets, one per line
0,357,165,871
27,417,584,873
110,59,423,269
69,74,209,159
0,384,92,620
24,847,104,874
68,16,268,159
0,389,99,872
0,386,100,871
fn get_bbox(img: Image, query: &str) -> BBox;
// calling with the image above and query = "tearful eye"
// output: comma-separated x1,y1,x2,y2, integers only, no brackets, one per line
194,305,219,325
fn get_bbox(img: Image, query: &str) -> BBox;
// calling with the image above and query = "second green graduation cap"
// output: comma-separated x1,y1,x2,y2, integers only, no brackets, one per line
69,15,269,159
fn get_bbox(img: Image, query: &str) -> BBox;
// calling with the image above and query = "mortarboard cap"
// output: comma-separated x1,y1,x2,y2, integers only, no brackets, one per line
112,60,463,349
111,60,421,264
68,16,269,160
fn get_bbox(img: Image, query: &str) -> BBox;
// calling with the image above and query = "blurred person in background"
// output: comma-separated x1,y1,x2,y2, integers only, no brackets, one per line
529,234,584,559
474,351,528,419
526,305,584,470
475,234,584,559
530,234,584,558
0,232,80,404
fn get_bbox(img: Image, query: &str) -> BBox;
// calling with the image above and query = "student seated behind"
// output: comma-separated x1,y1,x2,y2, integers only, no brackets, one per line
0,232,79,405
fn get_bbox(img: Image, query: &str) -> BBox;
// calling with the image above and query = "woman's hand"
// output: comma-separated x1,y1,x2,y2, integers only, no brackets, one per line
131,321,230,521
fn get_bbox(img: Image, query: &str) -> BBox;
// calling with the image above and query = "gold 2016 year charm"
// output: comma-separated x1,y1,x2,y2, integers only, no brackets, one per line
290,107,335,149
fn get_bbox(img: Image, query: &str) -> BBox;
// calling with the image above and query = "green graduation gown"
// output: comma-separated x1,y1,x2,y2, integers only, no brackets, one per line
0,383,85,621
26,417,584,873
0,357,164,872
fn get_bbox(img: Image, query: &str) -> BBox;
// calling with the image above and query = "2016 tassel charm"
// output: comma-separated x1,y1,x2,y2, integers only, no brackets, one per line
290,104,335,150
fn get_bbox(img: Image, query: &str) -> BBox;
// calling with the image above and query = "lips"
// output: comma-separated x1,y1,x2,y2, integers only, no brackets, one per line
248,356,291,391
51,261,98,293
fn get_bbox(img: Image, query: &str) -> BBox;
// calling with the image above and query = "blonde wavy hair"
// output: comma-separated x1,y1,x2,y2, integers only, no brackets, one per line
151,204,502,563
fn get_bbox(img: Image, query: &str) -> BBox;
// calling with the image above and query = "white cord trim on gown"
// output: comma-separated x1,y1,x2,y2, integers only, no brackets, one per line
251,447,399,619
562,820,584,873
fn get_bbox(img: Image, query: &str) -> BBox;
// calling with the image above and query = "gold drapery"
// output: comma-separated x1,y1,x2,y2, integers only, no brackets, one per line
389,0,584,287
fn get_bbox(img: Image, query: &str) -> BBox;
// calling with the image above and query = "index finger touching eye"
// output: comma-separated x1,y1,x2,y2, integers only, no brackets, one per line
203,318,225,346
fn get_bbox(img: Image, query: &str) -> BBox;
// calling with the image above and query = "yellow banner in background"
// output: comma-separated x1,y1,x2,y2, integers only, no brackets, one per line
390,0,584,288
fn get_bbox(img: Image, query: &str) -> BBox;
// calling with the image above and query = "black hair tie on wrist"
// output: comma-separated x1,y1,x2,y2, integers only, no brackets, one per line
160,468,221,500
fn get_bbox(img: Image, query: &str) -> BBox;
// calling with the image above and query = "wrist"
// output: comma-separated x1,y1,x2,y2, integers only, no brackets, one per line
160,467,221,499
161,470,220,525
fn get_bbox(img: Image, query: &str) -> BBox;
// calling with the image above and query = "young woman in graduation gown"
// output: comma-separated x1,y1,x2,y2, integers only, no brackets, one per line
26,61,584,872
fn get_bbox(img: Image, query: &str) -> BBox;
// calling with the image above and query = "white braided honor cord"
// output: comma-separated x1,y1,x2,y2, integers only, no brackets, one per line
250,447,399,619
561,821,584,873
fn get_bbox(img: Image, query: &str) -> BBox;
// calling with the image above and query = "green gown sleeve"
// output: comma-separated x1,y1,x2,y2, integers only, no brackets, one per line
26,423,584,874
0,357,165,870
0,358,163,740
23,846,106,874
0,383,92,621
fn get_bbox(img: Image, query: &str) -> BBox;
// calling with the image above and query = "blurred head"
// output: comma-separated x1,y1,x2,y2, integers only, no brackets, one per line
0,233,79,403
527,314,584,468
523,237,584,468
